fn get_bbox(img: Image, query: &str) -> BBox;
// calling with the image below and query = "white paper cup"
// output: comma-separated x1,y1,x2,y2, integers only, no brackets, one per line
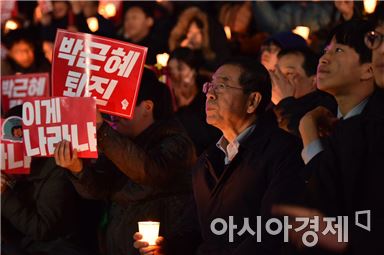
138,221,160,245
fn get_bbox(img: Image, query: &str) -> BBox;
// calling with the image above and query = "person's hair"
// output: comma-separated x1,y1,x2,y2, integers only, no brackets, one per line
327,19,373,64
125,2,155,19
4,105,23,118
11,125,22,135
223,57,271,115
277,47,319,77
169,47,204,71
3,28,35,50
136,68,173,121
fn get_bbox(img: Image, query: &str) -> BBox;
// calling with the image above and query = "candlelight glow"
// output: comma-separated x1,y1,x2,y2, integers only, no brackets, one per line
364,0,377,14
156,53,170,67
87,17,99,32
4,20,19,33
224,26,231,40
138,221,160,245
99,3,117,18
292,26,310,41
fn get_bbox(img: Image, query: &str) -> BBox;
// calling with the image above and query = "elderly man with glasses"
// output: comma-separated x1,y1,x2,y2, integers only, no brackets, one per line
134,57,305,255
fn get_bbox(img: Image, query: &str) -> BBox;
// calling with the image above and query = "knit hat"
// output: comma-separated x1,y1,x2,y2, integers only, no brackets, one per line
265,31,307,50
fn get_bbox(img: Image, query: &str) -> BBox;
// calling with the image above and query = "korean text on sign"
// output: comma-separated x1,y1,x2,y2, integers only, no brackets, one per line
1,73,50,112
22,97,98,158
52,29,147,119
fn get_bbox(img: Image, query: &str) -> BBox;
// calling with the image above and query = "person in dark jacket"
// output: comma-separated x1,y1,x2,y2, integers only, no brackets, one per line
54,68,196,255
1,28,51,75
1,107,89,255
116,3,166,65
134,58,305,255
274,18,384,255
168,47,221,155
271,47,337,136
73,1,116,39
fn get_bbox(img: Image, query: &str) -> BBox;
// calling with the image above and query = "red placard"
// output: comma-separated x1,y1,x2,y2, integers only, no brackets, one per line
1,73,50,113
1,117,31,174
22,97,98,158
52,29,147,119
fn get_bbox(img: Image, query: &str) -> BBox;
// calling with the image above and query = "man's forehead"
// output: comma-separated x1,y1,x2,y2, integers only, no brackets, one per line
212,65,240,81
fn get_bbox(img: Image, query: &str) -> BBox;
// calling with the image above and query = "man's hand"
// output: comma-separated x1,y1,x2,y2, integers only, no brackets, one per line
54,140,83,173
270,66,296,105
299,106,338,147
1,174,10,194
133,232,165,255
273,205,348,252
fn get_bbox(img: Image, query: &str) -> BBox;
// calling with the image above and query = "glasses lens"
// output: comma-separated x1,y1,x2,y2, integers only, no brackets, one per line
365,31,381,49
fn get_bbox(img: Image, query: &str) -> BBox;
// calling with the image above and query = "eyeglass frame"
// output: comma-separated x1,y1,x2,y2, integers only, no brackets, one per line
202,81,249,94
364,30,384,50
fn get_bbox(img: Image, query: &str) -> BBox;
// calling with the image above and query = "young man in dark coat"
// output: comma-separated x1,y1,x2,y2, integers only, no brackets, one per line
274,16,384,255
134,58,305,255
54,69,196,255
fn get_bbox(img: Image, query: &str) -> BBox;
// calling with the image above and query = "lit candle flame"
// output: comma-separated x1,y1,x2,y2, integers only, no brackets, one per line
224,26,231,40
87,17,99,32
4,19,19,33
364,0,377,14
156,53,170,67
292,26,310,41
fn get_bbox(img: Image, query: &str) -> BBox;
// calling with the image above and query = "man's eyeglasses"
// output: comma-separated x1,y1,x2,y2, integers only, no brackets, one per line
364,30,384,50
202,82,245,94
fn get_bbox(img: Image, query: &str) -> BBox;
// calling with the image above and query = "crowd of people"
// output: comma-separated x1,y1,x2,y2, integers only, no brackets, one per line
1,1,384,255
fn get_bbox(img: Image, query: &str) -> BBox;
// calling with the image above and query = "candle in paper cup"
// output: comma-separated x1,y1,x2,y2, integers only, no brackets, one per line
138,221,160,245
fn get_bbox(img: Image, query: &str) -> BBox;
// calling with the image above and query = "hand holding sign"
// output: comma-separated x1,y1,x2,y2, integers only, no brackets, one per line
54,140,83,173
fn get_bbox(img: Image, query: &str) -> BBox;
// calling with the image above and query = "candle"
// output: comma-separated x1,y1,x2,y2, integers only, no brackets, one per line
87,17,99,32
364,0,377,14
138,221,160,245
224,26,231,40
292,26,310,41
156,53,170,67
4,20,19,33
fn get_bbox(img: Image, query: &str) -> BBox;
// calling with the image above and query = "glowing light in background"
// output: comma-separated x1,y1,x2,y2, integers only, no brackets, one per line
87,17,99,32
364,0,377,14
224,26,232,40
292,26,310,41
4,20,19,33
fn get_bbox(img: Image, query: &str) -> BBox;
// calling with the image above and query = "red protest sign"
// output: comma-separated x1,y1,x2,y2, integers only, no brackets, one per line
22,97,98,158
1,73,50,113
1,117,31,174
52,29,147,119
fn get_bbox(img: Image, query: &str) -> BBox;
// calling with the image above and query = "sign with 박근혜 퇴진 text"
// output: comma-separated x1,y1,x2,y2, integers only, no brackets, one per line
22,97,98,158
1,73,50,113
52,29,147,119
1,117,31,174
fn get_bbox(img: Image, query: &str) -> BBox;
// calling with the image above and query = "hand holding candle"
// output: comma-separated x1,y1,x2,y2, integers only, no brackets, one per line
138,221,160,245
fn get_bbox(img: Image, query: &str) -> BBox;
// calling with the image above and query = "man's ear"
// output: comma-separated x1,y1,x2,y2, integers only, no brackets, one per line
146,17,154,28
360,63,374,81
247,92,262,114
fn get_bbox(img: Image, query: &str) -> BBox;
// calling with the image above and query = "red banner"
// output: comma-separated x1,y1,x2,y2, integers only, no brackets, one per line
1,73,50,113
52,29,147,119
22,97,98,158
1,117,31,174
